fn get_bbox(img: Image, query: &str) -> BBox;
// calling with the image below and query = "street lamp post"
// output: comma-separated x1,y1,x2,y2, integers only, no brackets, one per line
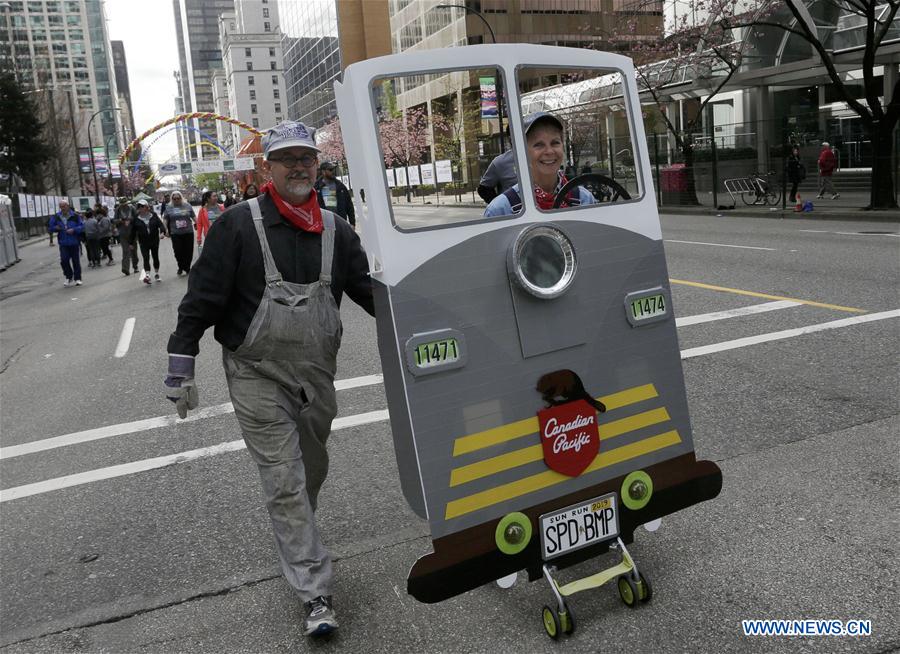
435,3,505,152
87,107,120,203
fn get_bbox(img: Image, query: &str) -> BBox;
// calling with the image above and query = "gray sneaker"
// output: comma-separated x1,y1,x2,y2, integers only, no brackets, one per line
303,596,338,637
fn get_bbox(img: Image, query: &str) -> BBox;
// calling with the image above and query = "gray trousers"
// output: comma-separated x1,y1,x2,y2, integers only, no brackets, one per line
818,175,836,196
224,354,337,602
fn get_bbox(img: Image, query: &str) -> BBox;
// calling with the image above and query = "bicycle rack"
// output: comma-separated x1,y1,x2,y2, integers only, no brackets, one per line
722,177,755,208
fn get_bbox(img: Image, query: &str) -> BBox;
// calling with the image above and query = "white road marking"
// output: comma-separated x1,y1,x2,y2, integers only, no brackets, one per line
4,312,898,503
681,309,900,359
799,229,899,237
676,300,801,327
0,410,389,503
665,239,778,251
0,373,384,460
113,317,136,358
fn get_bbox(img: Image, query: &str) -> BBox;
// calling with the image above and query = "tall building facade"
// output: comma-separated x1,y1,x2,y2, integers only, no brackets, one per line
219,0,287,150
279,0,391,129
172,0,235,160
0,0,123,161
110,40,136,145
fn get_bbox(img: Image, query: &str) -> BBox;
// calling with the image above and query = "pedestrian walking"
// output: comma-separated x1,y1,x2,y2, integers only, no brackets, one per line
242,183,259,201
195,190,225,250
477,149,517,203
817,141,840,199
97,209,114,265
47,215,55,246
162,191,196,276
130,199,167,284
315,162,356,226
158,193,171,218
117,204,139,276
48,200,84,286
83,211,101,268
114,198,135,244
223,190,236,207
787,146,806,203
165,120,374,638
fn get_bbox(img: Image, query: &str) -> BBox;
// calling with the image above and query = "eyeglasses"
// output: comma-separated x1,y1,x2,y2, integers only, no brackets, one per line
268,153,318,168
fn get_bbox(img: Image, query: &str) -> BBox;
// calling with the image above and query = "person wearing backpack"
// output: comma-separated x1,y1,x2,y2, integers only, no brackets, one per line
787,146,806,203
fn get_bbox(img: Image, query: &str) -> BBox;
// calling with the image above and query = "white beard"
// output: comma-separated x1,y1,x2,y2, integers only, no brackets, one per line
284,179,313,199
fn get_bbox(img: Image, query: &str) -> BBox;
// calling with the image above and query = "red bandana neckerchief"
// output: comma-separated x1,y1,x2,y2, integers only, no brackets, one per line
260,181,323,233
533,172,570,210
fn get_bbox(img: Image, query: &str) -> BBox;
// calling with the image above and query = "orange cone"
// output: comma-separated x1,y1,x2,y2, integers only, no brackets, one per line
794,191,803,212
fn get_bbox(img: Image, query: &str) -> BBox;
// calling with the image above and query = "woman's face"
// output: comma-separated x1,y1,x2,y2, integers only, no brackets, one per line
527,124,564,189
245,185,258,197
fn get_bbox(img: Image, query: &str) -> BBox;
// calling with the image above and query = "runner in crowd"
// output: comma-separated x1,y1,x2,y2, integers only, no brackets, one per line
83,209,101,268
48,200,84,287
162,191,196,276
242,183,260,201
97,208,114,266
130,199,167,284
196,190,225,250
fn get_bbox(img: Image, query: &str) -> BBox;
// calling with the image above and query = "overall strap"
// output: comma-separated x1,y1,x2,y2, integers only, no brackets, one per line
248,197,283,285
319,209,335,285
502,186,523,213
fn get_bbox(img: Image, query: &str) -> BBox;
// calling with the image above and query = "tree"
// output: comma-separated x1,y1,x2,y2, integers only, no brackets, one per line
193,172,225,192
730,0,900,209
317,117,346,168
0,73,52,193
378,106,448,201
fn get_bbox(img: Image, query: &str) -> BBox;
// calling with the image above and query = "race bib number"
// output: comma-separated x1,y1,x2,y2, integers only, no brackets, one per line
175,219,189,230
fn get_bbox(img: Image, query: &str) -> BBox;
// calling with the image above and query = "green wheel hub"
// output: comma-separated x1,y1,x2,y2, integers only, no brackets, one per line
495,512,532,555
621,470,653,510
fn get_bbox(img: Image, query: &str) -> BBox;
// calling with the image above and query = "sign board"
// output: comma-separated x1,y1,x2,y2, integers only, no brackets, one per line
193,159,225,174
395,166,408,187
234,157,256,171
385,168,396,188
407,165,421,186
420,163,435,185
17,194,27,217
159,163,180,175
479,76,498,118
435,159,453,183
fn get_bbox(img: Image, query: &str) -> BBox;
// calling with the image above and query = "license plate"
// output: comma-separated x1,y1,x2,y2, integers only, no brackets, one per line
629,293,666,321
539,493,619,560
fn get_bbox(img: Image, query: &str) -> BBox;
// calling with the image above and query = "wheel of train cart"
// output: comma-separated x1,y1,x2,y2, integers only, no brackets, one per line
541,605,561,640
617,574,639,608
560,603,576,635
637,571,653,603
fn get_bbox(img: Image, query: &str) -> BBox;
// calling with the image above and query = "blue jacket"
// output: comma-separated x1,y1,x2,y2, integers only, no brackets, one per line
48,211,84,247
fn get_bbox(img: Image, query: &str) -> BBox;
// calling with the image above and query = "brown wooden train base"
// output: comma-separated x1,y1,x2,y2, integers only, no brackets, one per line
407,454,722,603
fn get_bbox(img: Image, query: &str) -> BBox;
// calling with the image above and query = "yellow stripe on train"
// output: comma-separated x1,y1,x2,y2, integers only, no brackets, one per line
444,430,682,520
449,407,671,487
452,383,659,457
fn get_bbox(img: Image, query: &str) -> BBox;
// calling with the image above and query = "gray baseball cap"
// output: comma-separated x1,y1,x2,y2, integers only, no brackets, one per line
262,120,320,159
524,111,564,134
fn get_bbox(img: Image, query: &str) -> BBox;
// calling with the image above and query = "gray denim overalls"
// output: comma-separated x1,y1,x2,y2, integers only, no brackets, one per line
222,196,342,602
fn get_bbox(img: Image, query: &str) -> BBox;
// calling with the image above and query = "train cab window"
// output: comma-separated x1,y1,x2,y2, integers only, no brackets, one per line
371,67,522,231
512,66,643,215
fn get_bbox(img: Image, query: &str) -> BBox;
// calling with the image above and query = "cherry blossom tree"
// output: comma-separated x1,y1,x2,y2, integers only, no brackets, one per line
378,107,448,201
316,118,346,168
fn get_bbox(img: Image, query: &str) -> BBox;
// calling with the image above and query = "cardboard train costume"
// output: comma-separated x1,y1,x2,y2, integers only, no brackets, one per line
335,45,722,637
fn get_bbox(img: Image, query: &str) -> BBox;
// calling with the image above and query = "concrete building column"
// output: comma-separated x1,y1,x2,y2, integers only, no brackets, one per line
817,84,828,136
665,101,678,164
753,85,772,171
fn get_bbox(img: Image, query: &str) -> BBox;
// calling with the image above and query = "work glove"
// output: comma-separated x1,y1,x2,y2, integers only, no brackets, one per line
165,354,198,419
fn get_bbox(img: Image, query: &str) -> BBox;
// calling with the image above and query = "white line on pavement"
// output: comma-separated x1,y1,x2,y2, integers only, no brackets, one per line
3,312,898,503
113,317,136,358
665,239,779,251
676,300,801,327
0,410,390,503
0,373,384,461
798,229,900,237
681,309,900,359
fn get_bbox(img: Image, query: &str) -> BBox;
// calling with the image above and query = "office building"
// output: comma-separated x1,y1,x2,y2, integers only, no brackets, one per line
110,40,136,145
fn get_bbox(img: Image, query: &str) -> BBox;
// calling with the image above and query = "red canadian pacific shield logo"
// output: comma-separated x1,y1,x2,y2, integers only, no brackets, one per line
538,400,600,477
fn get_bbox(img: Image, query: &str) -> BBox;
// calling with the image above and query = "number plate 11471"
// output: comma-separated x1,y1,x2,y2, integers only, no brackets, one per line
539,493,619,560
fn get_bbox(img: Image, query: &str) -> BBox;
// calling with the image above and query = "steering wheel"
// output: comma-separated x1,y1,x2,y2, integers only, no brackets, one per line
553,173,631,208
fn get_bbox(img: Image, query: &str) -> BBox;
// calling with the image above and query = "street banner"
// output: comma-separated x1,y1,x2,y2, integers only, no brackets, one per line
435,159,453,183
193,159,225,173
395,167,408,187
92,147,109,176
420,163,435,185
385,168,396,188
407,165,421,185
234,157,256,171
17,194,27,217
110,162,121,179
479,76,498,118
77,148,93,173
158,163,179,175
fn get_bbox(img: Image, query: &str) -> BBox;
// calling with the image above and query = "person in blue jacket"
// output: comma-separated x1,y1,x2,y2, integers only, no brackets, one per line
48,200,85,287
484,112,595,218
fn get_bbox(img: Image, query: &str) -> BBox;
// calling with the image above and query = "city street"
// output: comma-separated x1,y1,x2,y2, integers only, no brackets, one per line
1,211,898,653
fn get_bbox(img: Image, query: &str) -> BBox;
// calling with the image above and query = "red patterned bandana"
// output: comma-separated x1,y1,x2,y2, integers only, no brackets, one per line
533,172,570,210
260,181,323,233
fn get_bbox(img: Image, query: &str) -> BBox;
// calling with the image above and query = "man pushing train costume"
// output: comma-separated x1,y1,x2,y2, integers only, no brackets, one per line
164,120,374,637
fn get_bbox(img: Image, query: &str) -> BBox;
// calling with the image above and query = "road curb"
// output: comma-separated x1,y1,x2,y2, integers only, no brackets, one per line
659,206,900,223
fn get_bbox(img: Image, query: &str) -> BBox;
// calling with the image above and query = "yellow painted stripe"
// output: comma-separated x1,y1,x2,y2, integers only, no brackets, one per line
452,383,659,456
444,430,682,520
669,279,865,314
449,407,671,487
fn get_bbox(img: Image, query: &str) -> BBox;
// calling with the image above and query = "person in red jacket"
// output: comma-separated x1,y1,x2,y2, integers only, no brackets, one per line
817,142,840,200
195,190,225,250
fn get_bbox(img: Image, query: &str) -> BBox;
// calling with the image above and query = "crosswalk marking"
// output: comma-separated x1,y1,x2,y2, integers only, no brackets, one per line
675,300,801,326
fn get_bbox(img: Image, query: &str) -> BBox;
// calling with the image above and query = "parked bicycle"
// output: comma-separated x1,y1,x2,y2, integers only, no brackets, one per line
741,171,782,206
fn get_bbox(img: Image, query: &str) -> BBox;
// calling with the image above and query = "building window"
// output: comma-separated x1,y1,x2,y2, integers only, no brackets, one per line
249,89,256,100
248,75,254,85
270,61,276,70
273,89,279,99
247,61,253,70
276,116,282,122
252,118,259,127
268,47,275,57
264,21,270,31
245,47,251,57
251,104,257,113
274,103,281,112
263,8,269,17
271,74,277,84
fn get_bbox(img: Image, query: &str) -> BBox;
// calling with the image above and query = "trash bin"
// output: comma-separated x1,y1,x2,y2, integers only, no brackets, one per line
660,163,691,205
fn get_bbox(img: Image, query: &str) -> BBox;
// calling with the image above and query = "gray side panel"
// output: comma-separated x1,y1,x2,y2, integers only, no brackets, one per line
382,221,693,538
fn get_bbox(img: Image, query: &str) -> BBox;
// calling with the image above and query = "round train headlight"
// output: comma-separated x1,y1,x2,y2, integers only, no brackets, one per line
495,512,532,555
508,224,577,299
621,470,654,510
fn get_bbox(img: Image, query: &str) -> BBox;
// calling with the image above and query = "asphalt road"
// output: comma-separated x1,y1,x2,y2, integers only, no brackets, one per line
1,212,898,654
